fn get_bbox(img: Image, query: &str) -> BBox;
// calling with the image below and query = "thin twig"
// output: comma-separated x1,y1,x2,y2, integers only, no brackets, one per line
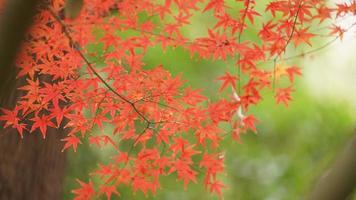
47,7,155,124
237,0,250,93
273,1,303,89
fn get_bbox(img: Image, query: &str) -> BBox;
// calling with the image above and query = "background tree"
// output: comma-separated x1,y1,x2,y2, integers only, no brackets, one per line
0,0,66,199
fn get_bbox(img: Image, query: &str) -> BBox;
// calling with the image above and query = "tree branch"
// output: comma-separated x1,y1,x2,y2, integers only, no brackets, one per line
47,7,155,125
273,2,302,89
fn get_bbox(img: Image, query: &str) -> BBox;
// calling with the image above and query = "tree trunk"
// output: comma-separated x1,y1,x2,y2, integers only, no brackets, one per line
307,132,356,200
0,1,66,199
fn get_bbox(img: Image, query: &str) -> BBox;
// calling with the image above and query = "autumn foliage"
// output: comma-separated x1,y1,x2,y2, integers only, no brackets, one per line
0,0,355,199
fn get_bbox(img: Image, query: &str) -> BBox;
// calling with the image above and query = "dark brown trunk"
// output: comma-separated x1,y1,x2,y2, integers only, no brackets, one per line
307,132,356,200
0,1,66,199
0,127,66,200
0,72,66,200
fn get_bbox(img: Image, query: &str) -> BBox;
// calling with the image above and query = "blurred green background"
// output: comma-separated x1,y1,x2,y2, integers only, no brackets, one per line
62,1,356,199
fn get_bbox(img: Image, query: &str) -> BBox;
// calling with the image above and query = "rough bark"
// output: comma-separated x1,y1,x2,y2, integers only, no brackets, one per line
0,0,66,199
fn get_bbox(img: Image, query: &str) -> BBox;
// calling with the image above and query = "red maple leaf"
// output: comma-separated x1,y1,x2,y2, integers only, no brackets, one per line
275,87,294,107
286,66,302,82
0,108,25,137
30,115,56,138
99,185,120,199
329,25,346,40
217,72,238,92
242,115,259,133
209,180,226,198
293,28,316,47
61,135,82,152
72,179,95,200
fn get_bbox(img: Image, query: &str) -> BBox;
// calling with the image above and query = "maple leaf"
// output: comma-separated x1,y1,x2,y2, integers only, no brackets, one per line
272,64,301,83
0,108,19,129
49,105,70,127
273,63,288,80
30,115,56,138
89,136,102,147
169,159,197,189
275,87,293,107
314,6,332,23
16,54,37,79
196,124,221,146
112,152,129,164
208,99,235,123
92,164,114,180
209,180,226,198
286,66,302,82
240,8,261,24
242,115,258,133
293,28,316,47
217,72,238,92
174,12,192,26
61,135,82,152
99,185,120,199
335,2,355,17
72,179,95,200
203,0,225,13
131,175,156,196
181,144,201,159
156,0,171,19
182,87,206,106
199,153,224,175
259,21,277,40
329,25,346,40
297,3,313,23
0,108,25,138
170,137,189,154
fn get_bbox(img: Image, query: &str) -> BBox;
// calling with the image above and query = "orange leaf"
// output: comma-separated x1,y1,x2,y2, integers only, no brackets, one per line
217,72,238,92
